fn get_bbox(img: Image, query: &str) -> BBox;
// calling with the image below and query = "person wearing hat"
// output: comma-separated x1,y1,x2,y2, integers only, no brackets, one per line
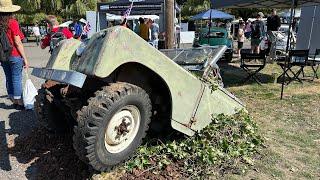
251,12,266,54
41,15,73,50
0,0,29,110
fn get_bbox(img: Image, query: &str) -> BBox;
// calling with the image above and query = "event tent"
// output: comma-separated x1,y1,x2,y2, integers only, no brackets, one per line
105,13,159,21
210,0,320,99
97,0,180,15
191,9,234,20
279,9,301,18
97,0,181,33
211,0,320,8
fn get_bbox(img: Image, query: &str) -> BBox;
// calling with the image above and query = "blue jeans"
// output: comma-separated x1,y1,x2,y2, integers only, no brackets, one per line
1,56,24,100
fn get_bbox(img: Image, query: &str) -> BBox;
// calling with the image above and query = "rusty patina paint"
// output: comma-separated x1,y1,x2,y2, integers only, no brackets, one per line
46,39,81,70
45,26,245,136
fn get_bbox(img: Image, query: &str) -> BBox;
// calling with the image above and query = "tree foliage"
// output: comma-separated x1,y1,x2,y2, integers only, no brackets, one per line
179,0,272,20
180,0,211,19
13,0,98,24
12,0,272,25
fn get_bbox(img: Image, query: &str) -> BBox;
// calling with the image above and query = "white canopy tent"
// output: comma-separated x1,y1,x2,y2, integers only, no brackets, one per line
105,13,159,21
296,6,320,54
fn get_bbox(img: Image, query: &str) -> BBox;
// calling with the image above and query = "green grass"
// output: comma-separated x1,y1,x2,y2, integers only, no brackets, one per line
224,63,320,179
98,63,320,179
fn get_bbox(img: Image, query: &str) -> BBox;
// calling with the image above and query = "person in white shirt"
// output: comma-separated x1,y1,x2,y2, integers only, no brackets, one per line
237,23,245,57
32,23,41,46
151,20,159,40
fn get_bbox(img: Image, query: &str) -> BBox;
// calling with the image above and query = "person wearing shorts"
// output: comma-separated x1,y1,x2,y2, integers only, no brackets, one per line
251,38,262,47
237,23,245,57
251,12,265,54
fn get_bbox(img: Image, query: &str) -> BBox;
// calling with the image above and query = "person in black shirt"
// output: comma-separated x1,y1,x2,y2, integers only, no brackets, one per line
251,12,265,54
267,9,281,31
267,9,281,54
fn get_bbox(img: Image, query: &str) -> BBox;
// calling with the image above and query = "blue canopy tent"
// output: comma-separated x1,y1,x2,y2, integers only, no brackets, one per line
191,9,234,20
192,9,234,44
210,0,320,99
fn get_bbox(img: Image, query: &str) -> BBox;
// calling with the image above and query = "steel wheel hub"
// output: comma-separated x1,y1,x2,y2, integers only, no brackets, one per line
104,105,140,154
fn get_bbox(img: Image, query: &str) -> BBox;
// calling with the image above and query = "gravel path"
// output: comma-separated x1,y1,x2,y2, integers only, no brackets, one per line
0,43,92,180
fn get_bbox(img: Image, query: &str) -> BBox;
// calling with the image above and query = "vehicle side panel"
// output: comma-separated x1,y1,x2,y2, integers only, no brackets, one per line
72,27,203,133
191,86,244,132
46,39,81,70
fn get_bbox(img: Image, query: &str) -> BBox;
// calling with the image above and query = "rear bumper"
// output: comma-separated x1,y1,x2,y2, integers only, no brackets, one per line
32,68,87,88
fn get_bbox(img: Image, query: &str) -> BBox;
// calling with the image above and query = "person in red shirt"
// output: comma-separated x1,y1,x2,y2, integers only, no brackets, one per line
41,15,73,50
0,0,29,110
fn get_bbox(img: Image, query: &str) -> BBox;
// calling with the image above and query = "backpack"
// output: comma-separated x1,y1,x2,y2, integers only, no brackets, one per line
49,27,67,53
74,23,83,38
0,31,12,62
251,21,262,39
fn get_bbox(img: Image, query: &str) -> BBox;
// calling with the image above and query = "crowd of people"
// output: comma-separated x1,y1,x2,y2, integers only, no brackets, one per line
236,9,282,56
120,17,160,44
30,17,88,47
0,0,75,110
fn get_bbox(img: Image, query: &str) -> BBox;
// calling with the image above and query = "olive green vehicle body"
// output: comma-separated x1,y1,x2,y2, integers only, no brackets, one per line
35,26,244,136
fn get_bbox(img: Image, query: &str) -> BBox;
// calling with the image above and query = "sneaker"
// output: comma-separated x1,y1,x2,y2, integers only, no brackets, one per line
13,104,25,111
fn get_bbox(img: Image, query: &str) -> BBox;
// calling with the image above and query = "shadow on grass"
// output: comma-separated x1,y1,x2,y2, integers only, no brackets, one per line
7,110,93,179
219,63,275,88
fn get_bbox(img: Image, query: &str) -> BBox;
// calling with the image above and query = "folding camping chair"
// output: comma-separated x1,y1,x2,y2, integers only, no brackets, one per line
306,49,320,80
240,51,267,85
277,49,309,85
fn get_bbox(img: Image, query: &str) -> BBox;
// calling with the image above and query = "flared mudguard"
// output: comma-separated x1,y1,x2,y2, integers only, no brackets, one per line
32,26,244,136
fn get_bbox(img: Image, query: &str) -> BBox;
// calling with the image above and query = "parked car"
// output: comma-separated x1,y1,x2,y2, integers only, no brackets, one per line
279,24,296,43
194,27,233,62
266,24,296,52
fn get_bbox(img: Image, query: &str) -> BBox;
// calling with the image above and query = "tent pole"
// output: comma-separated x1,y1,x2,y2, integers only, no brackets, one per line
280,0,296,99
208,8,213,44
308,6,317,49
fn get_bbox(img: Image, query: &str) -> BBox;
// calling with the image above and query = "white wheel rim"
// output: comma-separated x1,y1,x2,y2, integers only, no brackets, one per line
104,105,141,154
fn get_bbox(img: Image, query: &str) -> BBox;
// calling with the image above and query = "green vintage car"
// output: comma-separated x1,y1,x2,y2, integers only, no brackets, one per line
31,26,243,172
194,27,233,62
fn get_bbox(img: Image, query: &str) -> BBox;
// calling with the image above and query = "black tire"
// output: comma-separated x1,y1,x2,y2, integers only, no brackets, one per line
35,86,73,133
73,82,152,172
